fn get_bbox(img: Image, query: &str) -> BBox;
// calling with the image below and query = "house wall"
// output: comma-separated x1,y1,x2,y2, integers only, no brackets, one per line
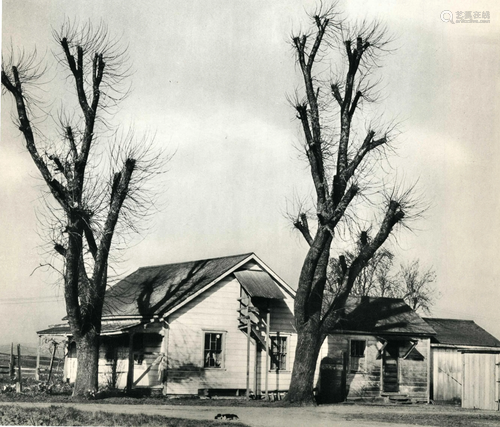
431,348,462,402
61,262,297,395
319,334,430,402
431,347,500,410
165,268,297,395
64,333,164,390
98,333,164,390
322,334,382,401
398,338,429,399
263,293,297,394
166,276,243,394
462,352,499,410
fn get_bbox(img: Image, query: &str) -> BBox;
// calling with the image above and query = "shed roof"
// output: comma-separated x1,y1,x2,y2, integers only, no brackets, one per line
331,297,436,336
37,319,141,336
102,253,254,317
423,318,500,347
234,270,285,299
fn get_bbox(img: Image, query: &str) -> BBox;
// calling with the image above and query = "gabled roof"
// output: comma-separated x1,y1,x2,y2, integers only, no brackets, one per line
38,252,294,337
102,253,255,318
423,318,500,347
332,296,436,336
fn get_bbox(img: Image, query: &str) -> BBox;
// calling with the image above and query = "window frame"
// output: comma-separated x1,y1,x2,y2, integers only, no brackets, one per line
202,330,226,369
349,338,367,373
269,334,289,372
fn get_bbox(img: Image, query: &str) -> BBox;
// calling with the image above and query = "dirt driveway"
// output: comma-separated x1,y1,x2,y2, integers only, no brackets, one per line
3,401,500,427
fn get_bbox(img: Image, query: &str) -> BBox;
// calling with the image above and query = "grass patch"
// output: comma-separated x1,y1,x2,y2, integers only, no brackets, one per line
0,389,281,406
348,411,500,427
0,405,250,426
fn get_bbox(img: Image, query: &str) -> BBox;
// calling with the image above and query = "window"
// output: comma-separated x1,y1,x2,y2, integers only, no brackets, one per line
204,332,224,368
350,339,366,372
270,336,287,371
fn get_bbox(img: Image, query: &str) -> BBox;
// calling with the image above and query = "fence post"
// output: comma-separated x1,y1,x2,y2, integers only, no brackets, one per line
16,344,22,393
9,342,15,380
46,342,58,384
35,336,41,381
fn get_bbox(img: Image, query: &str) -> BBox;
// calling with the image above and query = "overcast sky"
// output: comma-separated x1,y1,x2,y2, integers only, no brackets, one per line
1,0,499,346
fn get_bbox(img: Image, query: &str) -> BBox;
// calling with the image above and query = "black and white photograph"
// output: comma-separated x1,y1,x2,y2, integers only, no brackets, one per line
1,1,499,425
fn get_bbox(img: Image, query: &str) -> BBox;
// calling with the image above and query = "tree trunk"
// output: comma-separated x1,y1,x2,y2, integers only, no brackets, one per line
286,323,325,405
73,331,100,397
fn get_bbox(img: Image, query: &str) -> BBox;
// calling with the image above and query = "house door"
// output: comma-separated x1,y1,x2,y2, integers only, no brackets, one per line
383,342,399,392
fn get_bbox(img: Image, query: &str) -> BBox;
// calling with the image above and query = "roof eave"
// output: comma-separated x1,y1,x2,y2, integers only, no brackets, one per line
430,343,500,351
329,329,435,337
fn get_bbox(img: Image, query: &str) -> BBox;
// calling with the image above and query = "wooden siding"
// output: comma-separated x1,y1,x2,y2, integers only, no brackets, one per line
463,353,499,410
260,331,296,393
431,348,500,410
62,261,297,395
319,334,430,402
95,333,163,390
431,348,463,403
165,265,297,395
321,334,382,402
398,339,429,399
262,277,296,392
166,276,249,394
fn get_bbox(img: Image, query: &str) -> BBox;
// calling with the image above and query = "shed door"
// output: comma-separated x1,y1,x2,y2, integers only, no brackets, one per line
462,353,498,410
383,342,399,392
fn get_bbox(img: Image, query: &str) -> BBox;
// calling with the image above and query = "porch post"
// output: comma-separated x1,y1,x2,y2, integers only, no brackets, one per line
161,324,169,395
126,332,135,393
254,342,259,397
246,317,251,398
426,338,431,403
265,306,270,400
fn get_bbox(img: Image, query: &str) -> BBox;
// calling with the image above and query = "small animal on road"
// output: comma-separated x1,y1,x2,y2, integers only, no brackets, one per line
215,413,239,420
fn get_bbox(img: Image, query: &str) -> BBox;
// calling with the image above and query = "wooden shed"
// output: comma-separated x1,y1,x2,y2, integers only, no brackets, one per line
316,297,436,404
38,253,297,397
424,318,500,410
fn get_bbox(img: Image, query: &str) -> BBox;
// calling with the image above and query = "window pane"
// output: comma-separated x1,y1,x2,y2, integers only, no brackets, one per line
205,334,210,350
350,340,366,372
204,333,223,368
270,336,287,370
351,340,366,357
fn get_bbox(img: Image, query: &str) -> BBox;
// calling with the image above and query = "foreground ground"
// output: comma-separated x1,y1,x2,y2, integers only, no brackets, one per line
0,405,246,427
1,401,499,427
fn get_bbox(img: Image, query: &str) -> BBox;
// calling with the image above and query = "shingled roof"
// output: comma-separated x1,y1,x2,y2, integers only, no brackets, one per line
101,253,254,317
332,296,436,336
423,318,500,347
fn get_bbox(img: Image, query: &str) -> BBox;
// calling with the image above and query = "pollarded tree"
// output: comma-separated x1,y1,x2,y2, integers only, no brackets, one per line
286,6,422,404
1,22,166,396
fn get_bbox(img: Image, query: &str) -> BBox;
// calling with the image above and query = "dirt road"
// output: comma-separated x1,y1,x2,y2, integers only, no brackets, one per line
0,401,439,427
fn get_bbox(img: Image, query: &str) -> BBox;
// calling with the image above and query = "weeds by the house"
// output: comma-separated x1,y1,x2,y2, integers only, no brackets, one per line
0,405,249,426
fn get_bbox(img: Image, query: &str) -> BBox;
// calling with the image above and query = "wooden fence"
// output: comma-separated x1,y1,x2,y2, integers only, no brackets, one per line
0,343,64,386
